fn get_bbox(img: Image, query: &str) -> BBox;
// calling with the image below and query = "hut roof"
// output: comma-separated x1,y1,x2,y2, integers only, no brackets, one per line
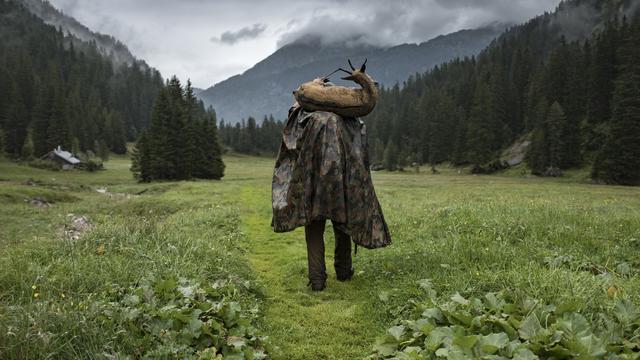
50,146,81,164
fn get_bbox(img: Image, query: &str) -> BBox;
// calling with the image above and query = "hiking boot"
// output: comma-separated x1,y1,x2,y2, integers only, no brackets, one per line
308,280,326,291
308,271,327,291
336,268,354,282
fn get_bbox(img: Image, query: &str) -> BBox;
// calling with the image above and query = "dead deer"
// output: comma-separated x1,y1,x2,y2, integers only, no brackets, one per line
293,59,379,118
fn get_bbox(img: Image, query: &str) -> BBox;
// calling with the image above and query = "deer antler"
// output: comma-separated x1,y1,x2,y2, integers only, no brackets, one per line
348,59,356,71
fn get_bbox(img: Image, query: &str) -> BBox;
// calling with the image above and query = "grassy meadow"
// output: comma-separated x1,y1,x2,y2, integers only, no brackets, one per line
1,155,639,359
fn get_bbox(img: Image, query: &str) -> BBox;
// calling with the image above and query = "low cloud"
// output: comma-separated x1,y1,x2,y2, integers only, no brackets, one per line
277,0,559,48
211,23,267,45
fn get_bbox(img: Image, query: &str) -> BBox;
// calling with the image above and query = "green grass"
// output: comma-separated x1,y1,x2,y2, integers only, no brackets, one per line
1,154,639,359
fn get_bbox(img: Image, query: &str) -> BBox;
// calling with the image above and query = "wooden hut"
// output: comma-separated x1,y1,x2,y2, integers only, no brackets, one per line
42,146,82,170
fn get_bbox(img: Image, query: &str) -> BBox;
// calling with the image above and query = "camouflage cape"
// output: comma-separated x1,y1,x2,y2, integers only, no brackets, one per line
271,104,391,249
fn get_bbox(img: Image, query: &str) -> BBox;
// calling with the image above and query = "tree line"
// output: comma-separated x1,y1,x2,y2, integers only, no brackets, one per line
131,78,225,181
218,116,284,156
0,0,163,160
364,0,640,185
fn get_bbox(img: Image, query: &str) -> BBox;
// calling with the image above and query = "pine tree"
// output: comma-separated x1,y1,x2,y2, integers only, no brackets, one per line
21,133,34,159
526,98,549,174
3,83,29,158
466,82,496,166
383,140,398,171
545,102,566,169
592,20,640,185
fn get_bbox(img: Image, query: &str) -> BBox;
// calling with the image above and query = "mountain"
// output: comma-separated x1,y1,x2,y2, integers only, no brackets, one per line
197,25,506,122
18,0,138,67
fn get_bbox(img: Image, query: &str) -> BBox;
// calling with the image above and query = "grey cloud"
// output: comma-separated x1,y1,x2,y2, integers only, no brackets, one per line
211,23,267,45
277,0,559,48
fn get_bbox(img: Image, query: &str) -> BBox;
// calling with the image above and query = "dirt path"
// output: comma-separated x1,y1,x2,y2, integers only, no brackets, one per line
237,184,384,359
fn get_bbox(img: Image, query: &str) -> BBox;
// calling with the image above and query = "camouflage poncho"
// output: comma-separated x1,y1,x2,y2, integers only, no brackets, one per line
271,105,391,249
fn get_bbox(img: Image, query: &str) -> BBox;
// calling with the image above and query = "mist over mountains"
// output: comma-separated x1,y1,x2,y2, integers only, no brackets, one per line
197,24,506,123
18,0,141,67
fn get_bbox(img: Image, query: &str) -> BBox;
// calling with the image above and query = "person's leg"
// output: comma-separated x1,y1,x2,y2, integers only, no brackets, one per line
305,219,327,291
332,221,354,281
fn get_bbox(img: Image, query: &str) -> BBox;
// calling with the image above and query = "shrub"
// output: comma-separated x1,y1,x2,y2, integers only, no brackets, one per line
27,159,60,171
81,158,104,172
471,160,510,174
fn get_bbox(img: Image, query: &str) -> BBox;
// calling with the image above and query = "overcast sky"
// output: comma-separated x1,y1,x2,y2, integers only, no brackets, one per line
48,0,560,89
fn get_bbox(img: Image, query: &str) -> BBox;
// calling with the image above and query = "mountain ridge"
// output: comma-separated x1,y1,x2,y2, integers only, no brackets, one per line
18,0,143,68
198,25,506,122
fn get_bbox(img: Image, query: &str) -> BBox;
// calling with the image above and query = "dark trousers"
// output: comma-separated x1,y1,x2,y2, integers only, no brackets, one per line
305,219,352,283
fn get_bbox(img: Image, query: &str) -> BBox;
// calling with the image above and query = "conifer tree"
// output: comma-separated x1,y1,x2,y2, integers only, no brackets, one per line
383,140,398,171
592,20,640,185
546,102,566,169
466,82,496,166
3,83,29,157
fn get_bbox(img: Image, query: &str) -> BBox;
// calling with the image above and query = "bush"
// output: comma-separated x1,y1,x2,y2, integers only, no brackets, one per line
27,159,60,171
81,158,104,172
471,160,510,174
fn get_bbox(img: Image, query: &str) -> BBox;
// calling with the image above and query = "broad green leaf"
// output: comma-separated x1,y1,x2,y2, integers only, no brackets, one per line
512,348,539,360
444,346,471,360
479,333,509,354
518,313,543,340
374,342,398,356
388,325,405,341
415,317,437,334
223,302,241,327
557,312,590,337
422,308,445,323
614,299,638,325
425,327,456,351
487,317,518,339
452,293,470,306
452,334,478,351
484,293,505,312
400,346,424,359
442,307,473,326
577,334,607,357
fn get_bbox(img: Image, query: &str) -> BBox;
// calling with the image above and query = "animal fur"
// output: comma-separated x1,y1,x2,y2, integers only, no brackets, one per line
293,59,379,118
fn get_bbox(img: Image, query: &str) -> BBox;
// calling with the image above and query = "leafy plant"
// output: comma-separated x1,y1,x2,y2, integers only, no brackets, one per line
369,281,640,359
96,276,270,359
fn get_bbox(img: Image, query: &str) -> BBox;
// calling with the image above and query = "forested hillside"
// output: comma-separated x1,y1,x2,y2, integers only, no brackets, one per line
365,0,640,184
0,0,164,159
18,0,138,67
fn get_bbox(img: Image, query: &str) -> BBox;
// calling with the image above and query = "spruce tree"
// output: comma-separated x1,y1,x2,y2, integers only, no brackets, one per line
592,20,640,185
545,102,566,169
466,82,496,166
383,140,398,171
526,98,549,174
3,83,29,158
